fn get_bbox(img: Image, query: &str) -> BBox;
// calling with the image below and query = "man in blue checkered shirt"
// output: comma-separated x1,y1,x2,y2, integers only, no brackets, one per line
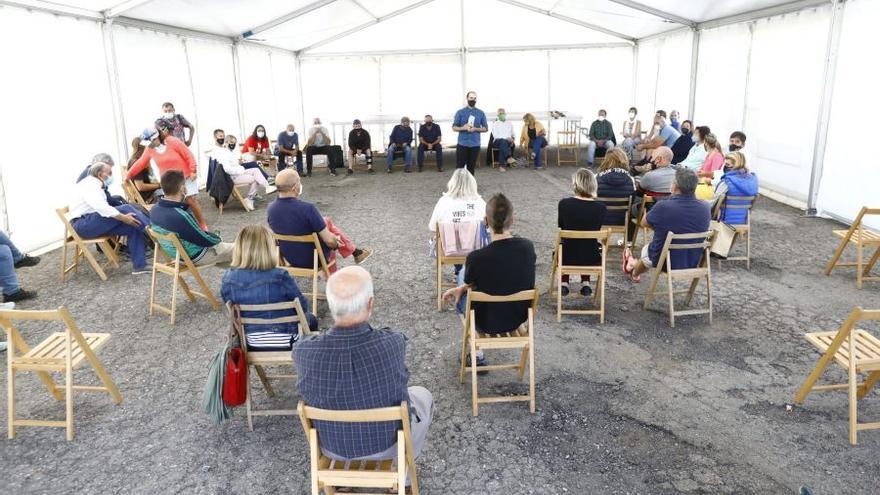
294,266,434,463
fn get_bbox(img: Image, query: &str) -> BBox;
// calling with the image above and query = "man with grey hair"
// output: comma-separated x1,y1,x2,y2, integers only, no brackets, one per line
623,168,710,282
636,146,676,194
490,108,516,171
76,153,128,207
387,116,414,173
294,266,434,472
67,161,151,275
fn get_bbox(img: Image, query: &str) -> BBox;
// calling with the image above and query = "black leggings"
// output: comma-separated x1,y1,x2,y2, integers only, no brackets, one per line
456,146,480,175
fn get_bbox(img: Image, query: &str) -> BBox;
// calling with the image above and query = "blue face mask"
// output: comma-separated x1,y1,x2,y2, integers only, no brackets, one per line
103,175,114,188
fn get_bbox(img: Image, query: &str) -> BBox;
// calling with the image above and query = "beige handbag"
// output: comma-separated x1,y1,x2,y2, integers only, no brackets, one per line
710,220,738,258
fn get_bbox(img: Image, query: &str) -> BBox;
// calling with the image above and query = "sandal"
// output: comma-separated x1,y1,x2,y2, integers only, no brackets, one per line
622,248,633,275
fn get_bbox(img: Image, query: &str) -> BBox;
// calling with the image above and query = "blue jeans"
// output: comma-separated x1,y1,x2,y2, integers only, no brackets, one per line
417,144,443,168
0,230,24,264
72,204,149,270
0,244,20,296
531,137,547,168
387,145,412,170
587,140,615,164
455,268,467,316
495,139,512,164
242,161,270,179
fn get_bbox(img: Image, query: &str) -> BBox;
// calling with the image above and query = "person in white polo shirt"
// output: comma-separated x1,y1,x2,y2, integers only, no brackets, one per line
491,108,516,172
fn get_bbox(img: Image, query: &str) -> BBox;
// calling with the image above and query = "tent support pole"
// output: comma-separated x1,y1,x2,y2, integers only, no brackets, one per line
687,28,700,119
631,42,638,105
460,0,467,96
807,0,845,215
181,38,202,174
741,23,755,133
232,42,246,138
295,55,305,132
101,19,128,175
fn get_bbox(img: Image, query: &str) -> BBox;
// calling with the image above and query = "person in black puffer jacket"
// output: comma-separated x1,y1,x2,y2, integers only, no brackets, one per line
596,148,636,226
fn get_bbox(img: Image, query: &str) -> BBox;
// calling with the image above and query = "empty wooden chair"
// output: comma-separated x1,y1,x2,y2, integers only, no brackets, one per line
825,207,880,289
122,179,154,211
556,129,578,166
56,207,120,282
459,289,538,416
298,400,420,495
0,307,122,441
147,228,220,325
596,196,632,250
435,222,480,311
547,229,610,323
713,194,757,269
274,232,335,310
229,299,310,431
795,307,880,445
629,196,656,250
644,231,714,327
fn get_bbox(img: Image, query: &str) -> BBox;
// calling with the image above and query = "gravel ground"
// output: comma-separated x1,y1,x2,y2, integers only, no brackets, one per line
1,156,878,494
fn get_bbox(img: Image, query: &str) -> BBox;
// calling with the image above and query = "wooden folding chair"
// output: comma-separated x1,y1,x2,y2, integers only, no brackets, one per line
219,185,253,214
458,289,538,416
55,207,120,282
795,307,880,445
596,196,632,250
274,233,336,310
629,196,655,250
228,299,310,431
435,223,474,311
146,228,220,325
713,194,757,269
122,179,153,211
556,130,578,166
524,145,548,168
298,400,420,495
0,307,122,441
643,231,714,327
547,229,609,323
825,207,880,289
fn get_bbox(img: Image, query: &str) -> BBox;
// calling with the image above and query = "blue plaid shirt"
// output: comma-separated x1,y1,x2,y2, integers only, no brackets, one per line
294,323,410,458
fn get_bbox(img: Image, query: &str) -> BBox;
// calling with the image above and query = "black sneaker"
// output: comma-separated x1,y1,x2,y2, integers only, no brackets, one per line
4,289,36,303
346,168,354,175
580,285,593,297
560,283,570,296
14,255,40,268
404,168,411,173
306,171,312,177
329,170,338,177
463,354,489,375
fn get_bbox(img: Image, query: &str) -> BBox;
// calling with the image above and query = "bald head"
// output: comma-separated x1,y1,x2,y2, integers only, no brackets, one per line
653,146,673,167
326,266,374,327
275,169,301,197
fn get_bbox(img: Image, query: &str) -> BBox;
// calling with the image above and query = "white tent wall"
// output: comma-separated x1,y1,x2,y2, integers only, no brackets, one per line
817,0,880,230
236,45,301,138
0,7,117,252
634,30,693,122
633,39,660,121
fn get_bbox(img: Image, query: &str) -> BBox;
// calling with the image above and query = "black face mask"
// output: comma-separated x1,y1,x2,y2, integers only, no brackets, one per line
228,143,236,150
681,128,691,136
216,138,225,146
467,100,476,107
729,144,742,152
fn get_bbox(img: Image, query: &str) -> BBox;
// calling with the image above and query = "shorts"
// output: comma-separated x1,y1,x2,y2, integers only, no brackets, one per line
640,245,654,269
185,178,199,197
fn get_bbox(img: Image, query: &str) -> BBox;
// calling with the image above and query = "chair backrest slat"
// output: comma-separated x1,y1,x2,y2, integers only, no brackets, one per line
557,229,611,241
300,402,405,422
467,289,537,304
273,232,330,273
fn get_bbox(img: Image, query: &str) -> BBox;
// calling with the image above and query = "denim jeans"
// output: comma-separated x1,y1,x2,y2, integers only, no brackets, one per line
495,139,512,164
387,145,412,170
72,204,149,270
587,139,615,164
531,137,547,168
0,230,24,264
0,245,20,296
417,144,443,168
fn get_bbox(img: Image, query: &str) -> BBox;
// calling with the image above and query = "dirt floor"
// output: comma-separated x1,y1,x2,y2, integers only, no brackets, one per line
1,154,879,494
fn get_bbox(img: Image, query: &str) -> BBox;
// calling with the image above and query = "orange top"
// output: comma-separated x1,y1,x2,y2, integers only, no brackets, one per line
126,136,197,180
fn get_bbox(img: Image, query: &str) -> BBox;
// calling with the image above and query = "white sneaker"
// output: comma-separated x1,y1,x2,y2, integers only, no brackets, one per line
243,198,255,211
264,185,277,195
0,302,15,310
0,342,6,352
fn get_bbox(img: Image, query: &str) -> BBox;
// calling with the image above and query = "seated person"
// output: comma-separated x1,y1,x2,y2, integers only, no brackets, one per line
596,148,636,226
127,137,160,204
0,229,39,305
629,147,675,239
305,117,342,177
623,168,711,282
587,109,615,166
558,168,606,297
520,113,548,169
348,119,373,174
670,119,695,164
697,133,724,180
490,108,516,171
713,151,759,225
68,161,150,275
209,131,268,211
149,170,233,266
294,266,433,472
669,109,682,131
241,124,272,180
77,153,127,207
277,124,303,174
221,225,318,351
417,115,443,172
443,193,536,367
728,131,752,167
268,169,372,271
636,111,680,157
387,116,414,173
620,107,642,161
428,169,487,278
678,125,710,171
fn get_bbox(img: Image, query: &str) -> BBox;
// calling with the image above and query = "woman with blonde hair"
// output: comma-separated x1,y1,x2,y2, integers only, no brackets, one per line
596,148,635,227
519,113,548,169
557,168,607,297
713,151,758,225
428,168,487,278
221,225,318,351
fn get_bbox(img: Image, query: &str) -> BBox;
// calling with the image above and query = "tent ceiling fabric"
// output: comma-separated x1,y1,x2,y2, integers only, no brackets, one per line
40,0,822,51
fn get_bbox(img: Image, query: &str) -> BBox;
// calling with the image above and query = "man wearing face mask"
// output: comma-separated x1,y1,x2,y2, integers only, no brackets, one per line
452,91,488,175
587,109,616,166
208,130,268,211
387,116,414,173
348,119,373,174
417,115,443,172
636,111,680,158
306,117,342,177
728,131,753,167
621,107,642,162
276,124,303,174
69,161,151,275
154,102,194,147
490,108,515,171
670,119,695,164
268,170,373,271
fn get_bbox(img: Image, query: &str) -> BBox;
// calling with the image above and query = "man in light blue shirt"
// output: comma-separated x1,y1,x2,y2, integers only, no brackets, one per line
452,91,487,175
637,111,681,156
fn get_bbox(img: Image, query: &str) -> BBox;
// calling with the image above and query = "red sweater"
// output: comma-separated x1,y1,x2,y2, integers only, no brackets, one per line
243,135,271,154
127,136,197,180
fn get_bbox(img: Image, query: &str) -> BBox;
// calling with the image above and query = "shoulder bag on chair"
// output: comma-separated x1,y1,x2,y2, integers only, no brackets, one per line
709,220,737,258
221,310,248,407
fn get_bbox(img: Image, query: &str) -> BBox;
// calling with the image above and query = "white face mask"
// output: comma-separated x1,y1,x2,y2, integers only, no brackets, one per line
163,112,174,119
298,182,303,196
286,131,295,137
156,144,167,153
629,112,636,120
257,131,265,139
598,116,605,122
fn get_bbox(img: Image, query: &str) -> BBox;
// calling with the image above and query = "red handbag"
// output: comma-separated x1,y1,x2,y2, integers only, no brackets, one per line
222,346,248,407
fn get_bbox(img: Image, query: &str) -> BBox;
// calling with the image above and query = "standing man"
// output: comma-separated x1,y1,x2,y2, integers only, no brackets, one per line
348,119,374,174
417,115,443,172
277,124,303,174
587,109,615,167
491,108,516,172
452,91,488,175
386,116,414,173
154,102,195,147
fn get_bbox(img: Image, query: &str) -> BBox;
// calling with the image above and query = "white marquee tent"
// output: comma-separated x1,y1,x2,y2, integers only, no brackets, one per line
0,0,876,252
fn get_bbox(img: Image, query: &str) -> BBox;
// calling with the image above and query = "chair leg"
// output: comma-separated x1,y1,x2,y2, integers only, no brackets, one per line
684,277,700,307
312,269,318,313
436,258,442,312
528,325,536,414
864,246,880,276
254,365,274,397
170,270,180,325
556,270,562,323
849,364,859,445
599,273,606,324
858,370,880,399
246,375,254,432
149,264,158,316
65,362,74,441
825,238,849,275
458,319,469,384
857,242,864,289
60,241,69,282
517,346,528,381
644,268,661,309
746,230,752,270
101,239,120,268
470,326,479,417
667,271,675,328
7,364,14,439
80,243,109,281
795,349,838,403
86,353,123,404
192,269,221,310
706,272,713,324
